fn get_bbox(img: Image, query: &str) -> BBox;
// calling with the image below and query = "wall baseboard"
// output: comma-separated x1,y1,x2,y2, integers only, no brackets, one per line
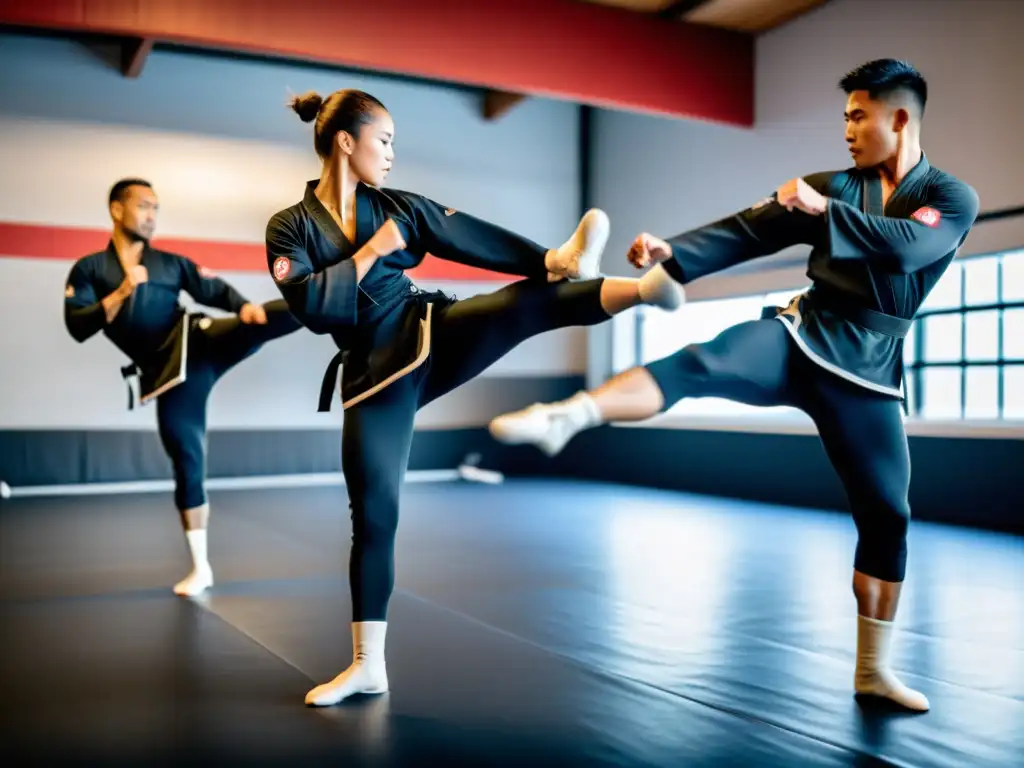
3,422,1020,535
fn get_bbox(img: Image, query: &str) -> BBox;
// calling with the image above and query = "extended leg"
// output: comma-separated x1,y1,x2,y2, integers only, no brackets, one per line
199,298,303,377
803,370,928,712
489,318,794,455
304,375,419,707
155,366,218,597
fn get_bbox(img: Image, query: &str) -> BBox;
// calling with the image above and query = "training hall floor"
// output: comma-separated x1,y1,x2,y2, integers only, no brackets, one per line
1,479,1020,767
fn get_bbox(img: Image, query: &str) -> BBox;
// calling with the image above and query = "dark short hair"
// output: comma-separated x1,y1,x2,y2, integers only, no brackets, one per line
289,89,388,159
838,59,928,116
109,178,153,206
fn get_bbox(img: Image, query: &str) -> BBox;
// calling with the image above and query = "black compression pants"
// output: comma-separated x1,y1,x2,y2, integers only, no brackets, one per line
645,318,912,583
344,278,609,621
156,299,302,510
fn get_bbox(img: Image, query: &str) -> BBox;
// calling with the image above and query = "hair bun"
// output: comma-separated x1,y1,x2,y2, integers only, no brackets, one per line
290,91,324,123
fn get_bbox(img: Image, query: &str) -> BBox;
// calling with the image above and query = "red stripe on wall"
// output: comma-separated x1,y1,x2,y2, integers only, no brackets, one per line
0,222,509,282
0,0,754,126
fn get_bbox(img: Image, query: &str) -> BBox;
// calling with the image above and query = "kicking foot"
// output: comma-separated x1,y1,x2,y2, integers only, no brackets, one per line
173,564,214,597
638,263,686,311
545,209,609,281
489,392,602,457
854,615,930,712
305,660,389,707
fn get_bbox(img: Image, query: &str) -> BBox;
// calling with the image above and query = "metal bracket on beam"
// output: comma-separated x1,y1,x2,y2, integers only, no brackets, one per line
121,37,154,78
482,89,526,121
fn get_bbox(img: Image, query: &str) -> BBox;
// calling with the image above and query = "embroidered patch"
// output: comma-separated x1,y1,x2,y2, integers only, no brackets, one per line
911,207,941,228
444,208,457,216
273,256,291,281
65,284,75,298
199,265,216,279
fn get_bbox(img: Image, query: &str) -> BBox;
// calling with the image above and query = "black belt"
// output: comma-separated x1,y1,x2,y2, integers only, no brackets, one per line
805,286,912,339
316,287,454,413
120,363,139,410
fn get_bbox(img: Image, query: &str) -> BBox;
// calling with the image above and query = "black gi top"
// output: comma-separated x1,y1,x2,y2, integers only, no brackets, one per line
662,154,980,397
64,242,250,397
266,181,537,410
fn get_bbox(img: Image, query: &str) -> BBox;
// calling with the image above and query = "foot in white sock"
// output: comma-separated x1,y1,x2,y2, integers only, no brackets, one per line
489,392,602,457
306,621,389,707
638,263,686,311
854,615,930,711
545,209,609,281
173,528,214,597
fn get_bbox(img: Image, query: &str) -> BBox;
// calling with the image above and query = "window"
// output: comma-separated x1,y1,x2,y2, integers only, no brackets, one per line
636,248,1024,422
905,248,1024,420
638,286,806,418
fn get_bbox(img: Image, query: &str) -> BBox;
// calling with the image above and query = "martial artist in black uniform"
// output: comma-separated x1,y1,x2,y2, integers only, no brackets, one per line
491,59,980,712
267,88,684,706
64,178,303,596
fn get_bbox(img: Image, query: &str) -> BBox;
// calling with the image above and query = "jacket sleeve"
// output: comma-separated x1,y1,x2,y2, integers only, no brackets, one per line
383,189,549,280
826,178,980,273
63,260,107,343
177,256,249,313
266,212,358,333
662,172,831,285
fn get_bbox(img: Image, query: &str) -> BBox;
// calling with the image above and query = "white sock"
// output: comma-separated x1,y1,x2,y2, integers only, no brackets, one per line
305,621,389,707
854,615,930,711
544,209,609,281
638,263,686,310
489,391,602,457
173,529,214,597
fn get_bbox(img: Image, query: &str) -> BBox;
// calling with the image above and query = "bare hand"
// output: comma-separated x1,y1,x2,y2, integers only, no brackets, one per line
775,178,828,215
627,233,672,270
119,264,148,296
239,303,267,325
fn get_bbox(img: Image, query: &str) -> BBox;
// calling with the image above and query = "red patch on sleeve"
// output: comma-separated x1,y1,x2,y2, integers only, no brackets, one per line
198,265,216,278
911,207,941,228
273,256,291,281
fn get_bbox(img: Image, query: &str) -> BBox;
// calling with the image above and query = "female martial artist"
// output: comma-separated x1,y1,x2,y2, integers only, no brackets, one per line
267,88,683,706
65,178,304,597
489,60,980,713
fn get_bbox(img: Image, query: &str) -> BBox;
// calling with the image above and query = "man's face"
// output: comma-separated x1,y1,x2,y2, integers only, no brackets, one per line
111,185,158,241
843,90,902,169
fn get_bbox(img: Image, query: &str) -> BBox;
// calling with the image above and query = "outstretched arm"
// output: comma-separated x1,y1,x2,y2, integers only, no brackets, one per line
387,190,550,280
177,256,249,314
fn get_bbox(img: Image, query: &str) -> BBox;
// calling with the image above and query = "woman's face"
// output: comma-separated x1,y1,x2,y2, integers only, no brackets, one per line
342,108,395,187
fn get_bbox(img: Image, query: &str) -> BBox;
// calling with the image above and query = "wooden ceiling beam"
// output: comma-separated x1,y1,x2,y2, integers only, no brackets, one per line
120,37,153,78
482,89,527,122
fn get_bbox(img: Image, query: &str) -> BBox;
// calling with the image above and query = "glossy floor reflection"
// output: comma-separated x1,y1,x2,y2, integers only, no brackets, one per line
1,480,1021,766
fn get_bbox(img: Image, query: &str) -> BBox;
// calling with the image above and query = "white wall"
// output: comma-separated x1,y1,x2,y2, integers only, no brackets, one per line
0,34,586,430
593,0,1023,289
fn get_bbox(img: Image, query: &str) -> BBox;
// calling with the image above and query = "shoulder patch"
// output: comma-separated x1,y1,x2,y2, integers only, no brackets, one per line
198,265,217,279
273,256,291,281
65,284,75,298
911,207,941,228
444,207,457,217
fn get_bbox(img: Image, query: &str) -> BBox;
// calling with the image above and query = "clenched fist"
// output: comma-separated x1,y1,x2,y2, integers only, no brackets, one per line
239,303,268,325
627,233,672,270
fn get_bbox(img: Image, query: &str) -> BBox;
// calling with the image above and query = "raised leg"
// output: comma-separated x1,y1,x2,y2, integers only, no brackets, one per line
199,298,303,377
489,318,794,456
